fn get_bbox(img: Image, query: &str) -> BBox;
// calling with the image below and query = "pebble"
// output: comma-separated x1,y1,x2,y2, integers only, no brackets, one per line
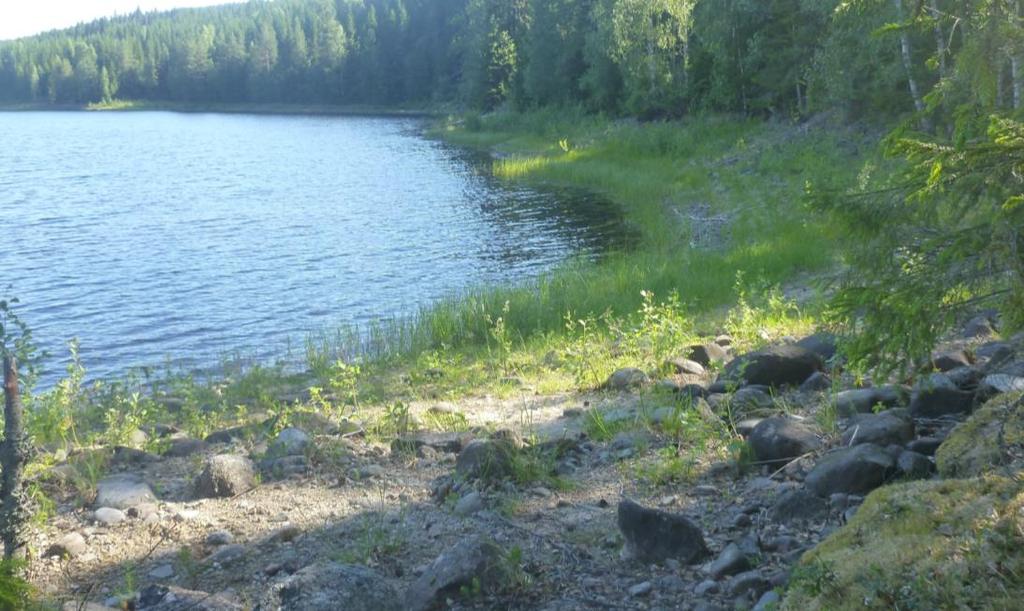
628,581,653,597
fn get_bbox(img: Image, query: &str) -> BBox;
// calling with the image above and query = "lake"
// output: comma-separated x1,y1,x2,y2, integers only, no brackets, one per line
0,111,628,385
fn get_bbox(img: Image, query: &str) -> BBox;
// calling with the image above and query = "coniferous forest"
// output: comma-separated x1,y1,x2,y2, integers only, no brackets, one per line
0,0,1019,123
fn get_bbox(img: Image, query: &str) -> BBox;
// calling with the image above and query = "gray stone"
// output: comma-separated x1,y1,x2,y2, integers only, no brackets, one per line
769,488,828,524
194,454,257,498
149,564,175,579
834,387,904,417
754,590,782,611
799,371,832,392
964,315,997,338
95,474,156,509
728,570,770,598
748,418,821,465
721,344,824,388
910,386,974,418
207,544,245,566
404,538,508,611
932,350,971,372
94,507,126,526
907,437,943,456
454,491,484,517
977,374,1024,403
260,454,309,479
617,499,709,564
628,581,653,597
841,412,915,447
805,444,896,497
896,451,934,480
795,332,838,362
708,543,751,580
45,532,86,558
605,368,649,390
731,387,775,413
455,439,516,482
259,563,400,611
687,343,729,367
668,357,706,376
269,428,310,456
695,580,720,596
139,585,244,610
735,418,763,437
205,530,233,546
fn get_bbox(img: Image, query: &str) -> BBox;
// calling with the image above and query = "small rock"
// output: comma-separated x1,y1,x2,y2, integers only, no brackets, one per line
754,590,781,610
260,563,400,611
149,564,175,579
841,412,915,447
45,532,86,558
269,427,311,456
139,585,244,610
617,499,709,564
834,387,904,417
454,491,484,517
708,543,751,580
605,368,649,390
748,418,821,465
799,371,832,392
805,444,896,497
688,343,729,367
694,579,720,596
720,344,823,388
896,450,934,480
795,332,838,362
932,350,972,372
455,439,516,482
403,538,508,611
907,437,943,456
977,374,1024,403
910,384,974,418
628,581,653,597
358,464,386,479
205,530,234,546
728,570,770,598
207,544,245,566
964,314,997,338
95,474,156,510
94,507,126,527
770,488,828,524
194,455,257,498
668,357,706,376
730,387,775,413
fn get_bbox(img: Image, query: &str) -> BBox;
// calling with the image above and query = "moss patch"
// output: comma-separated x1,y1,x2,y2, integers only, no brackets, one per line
783,474,1024,610
936,391,1024,478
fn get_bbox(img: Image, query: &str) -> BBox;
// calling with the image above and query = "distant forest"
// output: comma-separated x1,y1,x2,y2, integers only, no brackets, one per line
0,1,1020,119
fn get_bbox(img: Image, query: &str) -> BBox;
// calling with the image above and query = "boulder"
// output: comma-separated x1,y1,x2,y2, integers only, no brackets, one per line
748,418,821,465
194,455,257,498
687,343,729,367
605,368,649,390
455,439,516,482
841,412,915,447
936,392,1024,478
910,386,974,418
783,476,1022,609
617,499,709,564
404,538,508,611
799,371,832,393
805,444,896,497
721,344,824,388
95,474,156,510
259,563,400,611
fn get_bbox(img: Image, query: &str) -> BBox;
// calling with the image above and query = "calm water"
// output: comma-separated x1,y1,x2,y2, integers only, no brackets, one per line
0,112,627,384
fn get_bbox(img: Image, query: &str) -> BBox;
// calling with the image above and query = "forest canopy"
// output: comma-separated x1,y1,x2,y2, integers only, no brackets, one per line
1,0,1020,121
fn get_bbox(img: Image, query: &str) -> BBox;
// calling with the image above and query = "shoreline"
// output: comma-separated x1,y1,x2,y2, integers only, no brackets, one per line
0,100,444,118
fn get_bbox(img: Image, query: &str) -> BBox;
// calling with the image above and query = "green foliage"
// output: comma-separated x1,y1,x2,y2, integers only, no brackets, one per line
0,560,32,610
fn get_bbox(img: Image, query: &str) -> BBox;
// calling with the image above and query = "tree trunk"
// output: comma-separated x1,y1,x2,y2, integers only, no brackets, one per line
893,0,929,128
928,0,948,78
1014,1,1023,109
1,356,29,560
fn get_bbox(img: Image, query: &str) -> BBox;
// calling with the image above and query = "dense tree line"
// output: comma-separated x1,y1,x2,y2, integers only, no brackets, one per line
0,0,1020,119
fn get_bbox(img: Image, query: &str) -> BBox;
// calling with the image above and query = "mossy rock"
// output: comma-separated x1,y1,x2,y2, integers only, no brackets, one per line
782,475,1024,610
936,391,1024,478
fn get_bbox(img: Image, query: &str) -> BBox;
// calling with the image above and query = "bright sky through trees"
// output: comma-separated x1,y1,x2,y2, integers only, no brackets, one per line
0,1,229,40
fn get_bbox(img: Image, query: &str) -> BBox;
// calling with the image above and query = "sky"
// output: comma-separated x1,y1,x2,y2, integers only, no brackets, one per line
1,1,231,41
